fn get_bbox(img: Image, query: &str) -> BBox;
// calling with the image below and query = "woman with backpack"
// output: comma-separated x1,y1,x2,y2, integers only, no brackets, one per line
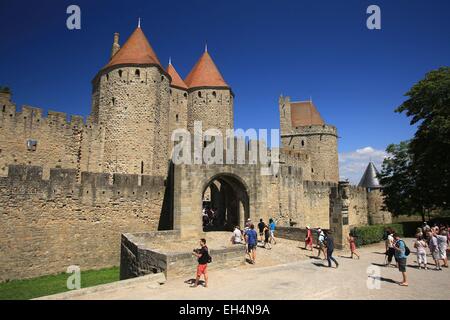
393,233,409,286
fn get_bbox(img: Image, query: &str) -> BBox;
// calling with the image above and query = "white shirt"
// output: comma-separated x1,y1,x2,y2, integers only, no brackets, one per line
387,234,394,248
233,229,242,243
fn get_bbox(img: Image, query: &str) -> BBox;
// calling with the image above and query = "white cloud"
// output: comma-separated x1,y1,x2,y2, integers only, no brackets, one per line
339,146,387,185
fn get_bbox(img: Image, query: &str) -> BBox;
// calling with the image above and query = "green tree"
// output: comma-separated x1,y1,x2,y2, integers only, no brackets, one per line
379,141,425,220
396,67,450,211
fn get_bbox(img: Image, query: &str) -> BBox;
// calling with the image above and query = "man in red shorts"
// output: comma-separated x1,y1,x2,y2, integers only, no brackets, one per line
192,238,210,288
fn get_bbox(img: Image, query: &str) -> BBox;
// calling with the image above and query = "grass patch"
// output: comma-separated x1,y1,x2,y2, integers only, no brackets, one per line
0,266,119,300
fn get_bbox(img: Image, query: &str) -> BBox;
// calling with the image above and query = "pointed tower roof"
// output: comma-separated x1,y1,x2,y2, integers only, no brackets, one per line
358,162,382,189
167,61,188,90
290,101,325,127
104,26,162,69
184,50,229,89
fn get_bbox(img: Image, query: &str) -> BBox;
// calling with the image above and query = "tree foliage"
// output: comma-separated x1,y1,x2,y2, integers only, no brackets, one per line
380,67,450,219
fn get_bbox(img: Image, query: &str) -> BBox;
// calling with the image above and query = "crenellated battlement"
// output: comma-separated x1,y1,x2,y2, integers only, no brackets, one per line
0,165,166,203
287,124,337,137
0,104,87,130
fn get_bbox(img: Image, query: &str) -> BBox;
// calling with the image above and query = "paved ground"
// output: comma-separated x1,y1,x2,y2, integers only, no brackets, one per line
70,237,450,300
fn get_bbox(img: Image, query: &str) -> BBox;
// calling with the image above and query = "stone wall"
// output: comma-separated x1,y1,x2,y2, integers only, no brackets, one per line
187,88,234,136
0,165,167,282
0,97,84,179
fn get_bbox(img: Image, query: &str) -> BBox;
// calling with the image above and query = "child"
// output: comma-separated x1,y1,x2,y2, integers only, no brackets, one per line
414,235,427,269
348,233,360,259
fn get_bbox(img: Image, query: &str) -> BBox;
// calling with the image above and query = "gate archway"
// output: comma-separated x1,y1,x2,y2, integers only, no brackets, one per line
201,174,249,232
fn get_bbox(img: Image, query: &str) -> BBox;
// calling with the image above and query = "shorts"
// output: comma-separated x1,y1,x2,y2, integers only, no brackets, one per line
397,258,407,272
432,251,440,260
259,231,264,236
248,244,256,252
438,249,447,260
197,264,207,276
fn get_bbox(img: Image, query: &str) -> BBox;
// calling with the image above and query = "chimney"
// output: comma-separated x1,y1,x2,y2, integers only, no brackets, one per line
111,33,120,58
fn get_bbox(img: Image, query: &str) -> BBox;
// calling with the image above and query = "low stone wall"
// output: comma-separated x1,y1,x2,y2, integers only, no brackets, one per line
276,227,322,243
120,232,246,280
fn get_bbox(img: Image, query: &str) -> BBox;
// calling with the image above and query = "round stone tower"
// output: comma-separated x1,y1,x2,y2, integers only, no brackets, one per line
279,98,339,183
185,48,234,136
90,25,170,176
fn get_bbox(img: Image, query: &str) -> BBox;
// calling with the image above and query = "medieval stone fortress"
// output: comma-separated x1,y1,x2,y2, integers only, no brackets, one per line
0,24,391,282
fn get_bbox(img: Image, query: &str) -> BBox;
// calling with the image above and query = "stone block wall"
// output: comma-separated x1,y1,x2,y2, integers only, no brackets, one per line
0,165,167,282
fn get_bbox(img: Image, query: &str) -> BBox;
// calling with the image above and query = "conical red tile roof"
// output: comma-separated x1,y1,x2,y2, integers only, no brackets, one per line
167,62,188,90
185,51,228,89
104,27,162,69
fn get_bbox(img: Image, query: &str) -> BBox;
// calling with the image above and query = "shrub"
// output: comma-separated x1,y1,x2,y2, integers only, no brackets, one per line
351,223,403,247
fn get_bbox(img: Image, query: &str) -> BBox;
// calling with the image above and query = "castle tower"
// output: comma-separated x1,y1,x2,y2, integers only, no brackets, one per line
89,24,171,176
279,98,339,183
185,47,234,136
167,60,188,152
358,162,392,224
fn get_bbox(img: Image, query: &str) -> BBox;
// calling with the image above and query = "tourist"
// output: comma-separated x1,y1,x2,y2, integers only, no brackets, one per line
437,229,448,268
427,230,441,270
324,230,339,268
413,234,428,270
245,224,258,264
415,227,423,239
263,223,272,249
385,228,396,267
245,218,252,228
258,218,265,243
269,218,277,245
304,226,313,251
202,210,209,227
191,238,210,288
317,228,327,259
231,226,242,244
393,233,408,286
348,233,360,259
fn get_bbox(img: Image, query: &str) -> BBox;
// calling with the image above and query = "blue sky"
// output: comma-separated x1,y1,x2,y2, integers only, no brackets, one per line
1,0,449,183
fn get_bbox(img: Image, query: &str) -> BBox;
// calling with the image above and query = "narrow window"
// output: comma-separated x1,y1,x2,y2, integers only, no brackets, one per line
2,105,5,112
27,139,37,151
112,97,115,106
301,140,305,146
184,92,187,98
141,161,144,174
212,91,216,98
119,70,123,78
135,69,140,77
198,91,202,98
176,114,179,122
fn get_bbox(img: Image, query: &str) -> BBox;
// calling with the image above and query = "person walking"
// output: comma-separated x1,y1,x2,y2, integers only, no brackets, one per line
385,228,396,267
263,223,272,249
269,218,277,245
191,238,210,288
348,233,360,259
304,226,313,251
437,229,448,268
245,224,258,264
324,230,339,268
257,219,265,243
393,233,408,286
427,230,441,270
316,228,327,259
414,234,428,269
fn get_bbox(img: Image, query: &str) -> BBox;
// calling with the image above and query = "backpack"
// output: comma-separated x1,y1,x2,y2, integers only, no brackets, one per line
206,247,212,263
400,240,410,256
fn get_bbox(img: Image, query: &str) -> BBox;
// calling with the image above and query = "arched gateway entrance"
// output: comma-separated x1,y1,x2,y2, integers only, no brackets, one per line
201,174,249,232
